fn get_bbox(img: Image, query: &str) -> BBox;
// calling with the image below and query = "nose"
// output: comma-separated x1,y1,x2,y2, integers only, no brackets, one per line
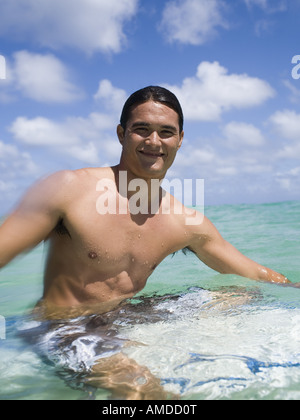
145,130,161,146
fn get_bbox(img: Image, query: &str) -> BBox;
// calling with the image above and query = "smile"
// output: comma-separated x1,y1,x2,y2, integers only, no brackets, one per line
138,150,165,158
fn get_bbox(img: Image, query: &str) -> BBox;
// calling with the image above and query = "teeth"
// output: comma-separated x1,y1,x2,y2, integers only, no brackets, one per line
140,151,163,157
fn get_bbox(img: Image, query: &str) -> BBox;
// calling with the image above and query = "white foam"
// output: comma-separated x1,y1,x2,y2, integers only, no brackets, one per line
120,291,300,399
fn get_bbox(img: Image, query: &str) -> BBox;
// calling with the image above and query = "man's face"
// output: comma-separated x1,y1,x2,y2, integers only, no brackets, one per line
117,101,184,180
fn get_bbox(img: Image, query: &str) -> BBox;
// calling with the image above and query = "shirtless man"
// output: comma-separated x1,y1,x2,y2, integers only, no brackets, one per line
0,85,291,304
0,86,293,399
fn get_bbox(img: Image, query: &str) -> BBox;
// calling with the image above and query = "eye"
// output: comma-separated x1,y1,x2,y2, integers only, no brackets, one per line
134,127,149,136
160,130,175,138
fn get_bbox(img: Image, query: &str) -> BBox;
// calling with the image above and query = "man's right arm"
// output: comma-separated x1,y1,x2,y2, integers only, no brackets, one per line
0,170,74,268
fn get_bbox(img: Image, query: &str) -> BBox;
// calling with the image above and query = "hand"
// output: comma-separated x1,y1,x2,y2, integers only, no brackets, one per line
278,281,300,288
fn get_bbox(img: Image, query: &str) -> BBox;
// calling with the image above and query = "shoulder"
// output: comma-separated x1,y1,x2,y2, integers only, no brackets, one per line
38,167,108,191
162,191,207,237
37,169,81,198
163,191,205,228
19,169,92,213
70,166,115,181
167,196,220,244
38,167,113,204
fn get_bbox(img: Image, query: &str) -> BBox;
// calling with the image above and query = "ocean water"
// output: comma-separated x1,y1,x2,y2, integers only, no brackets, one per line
0,201,300,400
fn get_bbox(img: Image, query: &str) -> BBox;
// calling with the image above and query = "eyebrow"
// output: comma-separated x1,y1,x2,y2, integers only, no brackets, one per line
131,122,178,131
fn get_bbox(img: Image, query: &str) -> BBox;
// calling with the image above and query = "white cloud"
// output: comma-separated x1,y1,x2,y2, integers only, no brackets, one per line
0,0,139,54
9,77,125,166
224,121,265,147
267,110,300,178
10,116,79,147
165,61,275,121
0,139,40,214
94,79,127,113
9,80,126,165
0,58,17,103
0,180,16,194
275,167,300,192
10,78,123,136
174,143,216,169
160,0,227,45
0,51,83,104
12,51,83,103
10,113,119,165
169,118,274,188
244,1,287,36
283,80,300,103
254,19,274,36
170,142,272,186
244,0,287,13
277,143,300,160
67,142,100,164
269,110,300,141
216,166,238,176
0,140,38,179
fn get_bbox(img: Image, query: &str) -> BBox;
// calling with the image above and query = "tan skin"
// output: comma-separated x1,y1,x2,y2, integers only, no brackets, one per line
0,100,297,399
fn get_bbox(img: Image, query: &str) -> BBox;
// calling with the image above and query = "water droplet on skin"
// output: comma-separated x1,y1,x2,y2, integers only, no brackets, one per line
136,376,148,385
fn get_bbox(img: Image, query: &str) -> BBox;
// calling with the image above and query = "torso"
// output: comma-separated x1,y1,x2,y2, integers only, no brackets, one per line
41,167,192,313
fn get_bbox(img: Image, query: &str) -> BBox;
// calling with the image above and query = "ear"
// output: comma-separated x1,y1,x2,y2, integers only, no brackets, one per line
177,130,184,150
117,124,125,145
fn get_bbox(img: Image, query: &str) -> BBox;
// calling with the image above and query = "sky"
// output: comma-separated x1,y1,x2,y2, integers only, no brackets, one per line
0,0,300,215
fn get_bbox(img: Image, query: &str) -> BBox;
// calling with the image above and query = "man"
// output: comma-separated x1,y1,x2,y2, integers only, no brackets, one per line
0,86,294,399
0,86,291,305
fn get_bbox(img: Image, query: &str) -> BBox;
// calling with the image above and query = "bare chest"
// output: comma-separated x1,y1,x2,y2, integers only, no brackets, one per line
62,209,186,276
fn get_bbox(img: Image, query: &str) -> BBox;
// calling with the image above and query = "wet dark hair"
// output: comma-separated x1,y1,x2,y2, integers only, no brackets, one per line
120,86,184,133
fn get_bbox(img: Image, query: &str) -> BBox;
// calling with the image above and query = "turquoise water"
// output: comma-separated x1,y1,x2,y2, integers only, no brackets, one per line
0,201,300,400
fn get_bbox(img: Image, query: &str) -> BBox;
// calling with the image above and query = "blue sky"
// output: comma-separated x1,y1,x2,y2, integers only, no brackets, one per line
0,0,300,215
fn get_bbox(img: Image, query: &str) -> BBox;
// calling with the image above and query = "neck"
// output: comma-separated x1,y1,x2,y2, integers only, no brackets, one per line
113,164,165,214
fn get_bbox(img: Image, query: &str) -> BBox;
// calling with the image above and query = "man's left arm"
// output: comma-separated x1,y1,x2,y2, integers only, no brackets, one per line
187,215,290,285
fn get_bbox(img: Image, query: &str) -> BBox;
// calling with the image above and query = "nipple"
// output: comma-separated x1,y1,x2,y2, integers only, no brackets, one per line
88,251,98,260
